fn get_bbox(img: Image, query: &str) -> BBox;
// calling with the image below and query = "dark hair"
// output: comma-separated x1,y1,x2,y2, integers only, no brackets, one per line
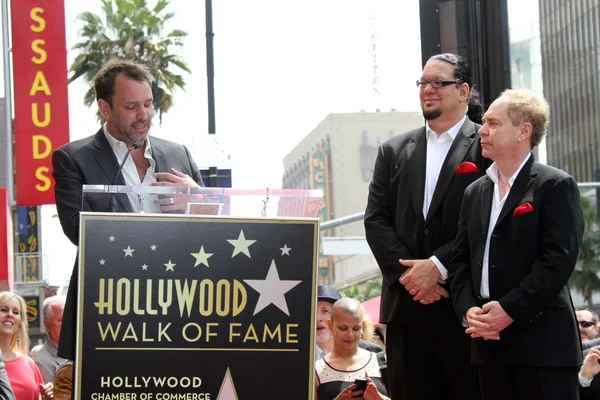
93,59,153,107
427,53,483,124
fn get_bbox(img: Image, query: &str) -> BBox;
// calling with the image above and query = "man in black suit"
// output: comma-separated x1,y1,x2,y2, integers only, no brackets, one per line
364,53,487,400
449,89,583,400
52,60,204,361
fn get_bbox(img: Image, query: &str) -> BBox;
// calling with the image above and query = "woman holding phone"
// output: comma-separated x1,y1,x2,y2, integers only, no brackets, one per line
315,298,389,400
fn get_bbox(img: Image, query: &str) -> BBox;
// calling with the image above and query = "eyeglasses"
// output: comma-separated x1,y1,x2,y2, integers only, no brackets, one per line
416,79,461,89
579,320,596,328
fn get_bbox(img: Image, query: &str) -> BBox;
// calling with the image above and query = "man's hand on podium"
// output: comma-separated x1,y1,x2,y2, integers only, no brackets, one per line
152,168,203,212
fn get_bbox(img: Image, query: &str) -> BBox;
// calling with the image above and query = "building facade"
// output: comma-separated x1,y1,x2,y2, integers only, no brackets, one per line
282,111,423,288
539,0,600,182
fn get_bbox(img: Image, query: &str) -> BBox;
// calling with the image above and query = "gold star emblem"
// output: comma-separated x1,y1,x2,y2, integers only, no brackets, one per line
191,246,213,268
227,230,256,258
164,260,176,272
123,246,135,257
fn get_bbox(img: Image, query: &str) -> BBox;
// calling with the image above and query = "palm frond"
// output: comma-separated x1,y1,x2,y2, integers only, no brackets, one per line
68,0,189,125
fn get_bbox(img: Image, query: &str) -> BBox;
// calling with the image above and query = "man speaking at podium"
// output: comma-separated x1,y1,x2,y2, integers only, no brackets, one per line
52,59,204,361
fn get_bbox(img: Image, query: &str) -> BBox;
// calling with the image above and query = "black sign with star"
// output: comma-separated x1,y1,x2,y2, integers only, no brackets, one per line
76,213,319,400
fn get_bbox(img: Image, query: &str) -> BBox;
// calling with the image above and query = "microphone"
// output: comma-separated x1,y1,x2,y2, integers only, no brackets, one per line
113,140,143,184
110,140,142,212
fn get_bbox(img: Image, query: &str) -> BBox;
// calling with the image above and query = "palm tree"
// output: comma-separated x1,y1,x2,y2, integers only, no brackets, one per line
69,0,190,123
341,278,382,302
570,195,600,305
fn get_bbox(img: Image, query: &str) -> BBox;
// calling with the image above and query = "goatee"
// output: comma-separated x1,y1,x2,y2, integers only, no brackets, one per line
423,109,442,120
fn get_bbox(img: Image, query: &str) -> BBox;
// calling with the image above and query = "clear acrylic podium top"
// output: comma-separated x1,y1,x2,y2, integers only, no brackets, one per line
81,185,324,218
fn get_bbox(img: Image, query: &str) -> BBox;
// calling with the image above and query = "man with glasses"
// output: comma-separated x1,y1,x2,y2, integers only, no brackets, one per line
577,308,600,398
365,53,488,400
577,307,600,344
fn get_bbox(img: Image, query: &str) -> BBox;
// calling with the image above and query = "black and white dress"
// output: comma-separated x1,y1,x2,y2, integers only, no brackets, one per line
315,350,388,400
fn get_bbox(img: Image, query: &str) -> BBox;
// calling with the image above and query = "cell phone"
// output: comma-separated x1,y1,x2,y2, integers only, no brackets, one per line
353,379,368,393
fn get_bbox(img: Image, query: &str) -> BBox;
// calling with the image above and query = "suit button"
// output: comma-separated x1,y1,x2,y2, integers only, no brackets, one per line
424,229,429,235
477,262,482,269
491,264,497,268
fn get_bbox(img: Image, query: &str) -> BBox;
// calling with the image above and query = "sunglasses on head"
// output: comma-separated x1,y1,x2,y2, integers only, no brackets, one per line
579,320,596,328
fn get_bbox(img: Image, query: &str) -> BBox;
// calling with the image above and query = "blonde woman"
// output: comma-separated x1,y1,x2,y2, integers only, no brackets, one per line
0,292,53,399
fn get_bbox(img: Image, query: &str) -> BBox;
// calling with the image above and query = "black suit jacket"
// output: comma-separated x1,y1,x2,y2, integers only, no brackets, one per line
449,156,583,367
580,378,600,400
52,128,204,245
364,118,490,323
51,128,204,359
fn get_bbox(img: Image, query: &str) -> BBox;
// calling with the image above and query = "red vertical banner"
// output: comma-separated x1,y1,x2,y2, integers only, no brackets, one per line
0,188,14,291
11,0,70,205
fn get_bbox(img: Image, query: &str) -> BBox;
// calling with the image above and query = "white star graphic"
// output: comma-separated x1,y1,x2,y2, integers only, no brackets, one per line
280,244,291,256
123,246,135,257
164,260,176,271
141,264,148,270
191,246,213,268
227,230,256,258
99,259,106,265
150,245,157,251
244,260,301,316
109,236,115,242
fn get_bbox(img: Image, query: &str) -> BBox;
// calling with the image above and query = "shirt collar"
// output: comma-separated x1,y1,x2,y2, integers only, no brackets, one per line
425,115,467,140
102,123,153,157
486,152,532,186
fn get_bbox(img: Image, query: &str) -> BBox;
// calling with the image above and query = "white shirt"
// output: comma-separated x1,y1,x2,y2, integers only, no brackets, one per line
103,125,162,213
424,115,466,279
480,153,531,298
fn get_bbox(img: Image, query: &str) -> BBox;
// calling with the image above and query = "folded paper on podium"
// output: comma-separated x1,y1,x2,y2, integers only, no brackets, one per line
76,185,323,399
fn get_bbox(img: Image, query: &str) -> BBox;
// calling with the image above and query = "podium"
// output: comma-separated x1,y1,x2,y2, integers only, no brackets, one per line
75,185,323,399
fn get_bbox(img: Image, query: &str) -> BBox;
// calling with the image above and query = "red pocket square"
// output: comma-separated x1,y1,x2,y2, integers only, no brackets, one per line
456,162,479,174
513,202,534,216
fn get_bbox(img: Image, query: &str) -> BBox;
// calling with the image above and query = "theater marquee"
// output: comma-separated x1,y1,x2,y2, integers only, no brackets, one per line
76,213,319,399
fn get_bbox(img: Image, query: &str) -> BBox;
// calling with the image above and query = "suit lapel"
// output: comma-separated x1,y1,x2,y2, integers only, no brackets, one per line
480,178,494,237
495,155,536,227
425,120,476,224
92,127,133,213
93,128,122,184
150,138,169,173
406,128,427,220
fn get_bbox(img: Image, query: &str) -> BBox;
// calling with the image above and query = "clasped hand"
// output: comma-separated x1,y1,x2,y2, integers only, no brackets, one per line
398,258,449,305
465,301,513,340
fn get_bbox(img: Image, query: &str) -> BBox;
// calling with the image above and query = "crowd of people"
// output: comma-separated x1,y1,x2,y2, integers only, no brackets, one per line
4,51,589,400
0,293,64,399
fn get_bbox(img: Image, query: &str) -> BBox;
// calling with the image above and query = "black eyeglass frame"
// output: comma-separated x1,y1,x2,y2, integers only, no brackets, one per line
579,320,596,328
416,79,461,89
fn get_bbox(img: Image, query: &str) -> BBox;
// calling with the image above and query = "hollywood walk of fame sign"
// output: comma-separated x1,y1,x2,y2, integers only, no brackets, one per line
75,212,319,399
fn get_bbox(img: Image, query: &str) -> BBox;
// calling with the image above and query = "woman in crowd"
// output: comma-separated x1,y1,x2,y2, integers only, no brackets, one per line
0,292,53,399
315,297,389,400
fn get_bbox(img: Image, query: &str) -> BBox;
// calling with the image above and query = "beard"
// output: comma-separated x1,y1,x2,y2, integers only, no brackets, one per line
423,108,442,120
116,119,151,145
